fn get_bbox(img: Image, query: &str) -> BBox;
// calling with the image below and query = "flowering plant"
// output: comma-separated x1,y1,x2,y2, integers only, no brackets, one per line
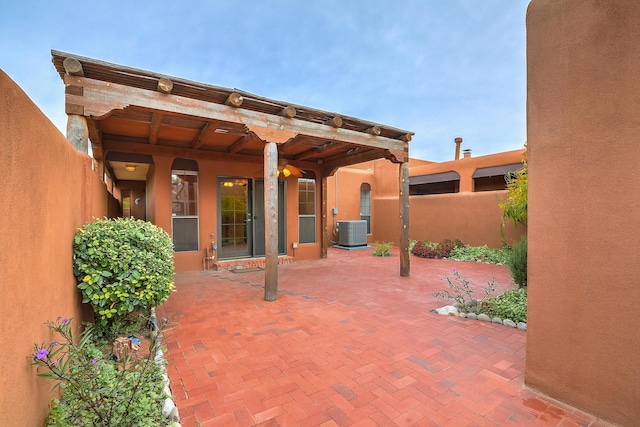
31,317,168,426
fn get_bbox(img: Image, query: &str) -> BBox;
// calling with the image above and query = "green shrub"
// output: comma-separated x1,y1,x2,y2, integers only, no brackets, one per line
506,235,527,288
73,218,174,335
448,245,510,264
484,288,528,323
372,241,393,256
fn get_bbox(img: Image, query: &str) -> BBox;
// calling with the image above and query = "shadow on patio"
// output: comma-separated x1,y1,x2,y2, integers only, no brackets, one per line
157,248,605,426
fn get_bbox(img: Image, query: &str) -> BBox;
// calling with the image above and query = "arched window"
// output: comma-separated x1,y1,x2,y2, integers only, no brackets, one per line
171,159,199,252
360,183,371,234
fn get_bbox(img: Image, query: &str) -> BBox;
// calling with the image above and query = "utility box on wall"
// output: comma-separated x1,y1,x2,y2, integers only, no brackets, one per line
337,220,368,247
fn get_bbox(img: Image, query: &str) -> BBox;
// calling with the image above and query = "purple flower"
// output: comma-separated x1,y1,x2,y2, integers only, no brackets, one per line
162,317,168,324
62,318,69,324
452,269,457,274
51,360,58,367
36,349,49,360
91,358,97,364
50,341,57,347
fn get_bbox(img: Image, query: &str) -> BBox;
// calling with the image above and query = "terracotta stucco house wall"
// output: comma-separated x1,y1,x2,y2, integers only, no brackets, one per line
0,71,111,425
526,1,640,424
329,149,525,248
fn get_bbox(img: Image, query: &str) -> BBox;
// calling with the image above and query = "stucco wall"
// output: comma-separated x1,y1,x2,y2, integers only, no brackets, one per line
0,70,109,426
526,1,640,424
330,154,525,249
374,192,522,248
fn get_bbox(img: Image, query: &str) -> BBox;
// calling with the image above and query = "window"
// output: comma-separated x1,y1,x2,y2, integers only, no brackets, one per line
360,183,371,234
171,159,199,252
472,164,524,192
298,176,316,244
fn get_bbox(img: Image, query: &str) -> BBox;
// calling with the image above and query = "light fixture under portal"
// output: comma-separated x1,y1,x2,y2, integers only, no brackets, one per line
125,165,136,172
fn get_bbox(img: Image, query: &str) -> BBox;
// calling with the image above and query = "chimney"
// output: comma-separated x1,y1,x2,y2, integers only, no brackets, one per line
463,148,472,158
454,137,463,160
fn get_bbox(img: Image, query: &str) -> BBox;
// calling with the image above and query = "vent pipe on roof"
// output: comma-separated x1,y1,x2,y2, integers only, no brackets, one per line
463,149,472,158
454,137,463,160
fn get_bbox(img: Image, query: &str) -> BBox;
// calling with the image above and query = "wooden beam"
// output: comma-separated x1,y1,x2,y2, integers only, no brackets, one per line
157,78,173,94
67,115,88,153
399,161,410,277
322,148,386,174
63,57,84,76
325,116,343,128
64,75,407,153
87,119,103,160
264,141,279,302
294,142,337,161
278,135,305,151
149,112,163,145
227,133,254,154
402,133,412,142
366,125,381,136
279,105,296,118
321,174,328,259
102,138,264,164
191,120,218,150
225,92,243,107
247,126,296,144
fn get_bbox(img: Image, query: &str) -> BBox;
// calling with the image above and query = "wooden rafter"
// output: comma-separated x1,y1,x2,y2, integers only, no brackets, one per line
149,112,163,145
191,121,219,150
227,133,254,154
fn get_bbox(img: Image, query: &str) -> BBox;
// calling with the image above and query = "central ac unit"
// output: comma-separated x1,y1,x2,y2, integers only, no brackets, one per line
337,220,368,247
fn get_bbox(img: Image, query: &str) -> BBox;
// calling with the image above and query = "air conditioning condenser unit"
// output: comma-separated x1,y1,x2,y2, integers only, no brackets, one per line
337,220,368,247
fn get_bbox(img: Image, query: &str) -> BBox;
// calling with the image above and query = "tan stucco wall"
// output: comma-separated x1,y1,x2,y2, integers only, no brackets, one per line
0,70,108,426
526,1,640,424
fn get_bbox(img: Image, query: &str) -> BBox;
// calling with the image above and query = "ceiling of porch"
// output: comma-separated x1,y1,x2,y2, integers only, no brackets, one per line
51,50,413,182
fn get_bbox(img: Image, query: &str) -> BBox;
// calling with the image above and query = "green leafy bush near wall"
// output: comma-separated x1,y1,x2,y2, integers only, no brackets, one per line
73,218,174,335
484,288,528,323
506,235,527,288
448,245,510,264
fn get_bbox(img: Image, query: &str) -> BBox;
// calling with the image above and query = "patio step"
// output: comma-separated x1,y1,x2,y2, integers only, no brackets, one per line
211,256,294,271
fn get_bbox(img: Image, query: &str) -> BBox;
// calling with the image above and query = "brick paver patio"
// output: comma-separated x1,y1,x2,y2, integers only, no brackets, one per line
158,248,611,426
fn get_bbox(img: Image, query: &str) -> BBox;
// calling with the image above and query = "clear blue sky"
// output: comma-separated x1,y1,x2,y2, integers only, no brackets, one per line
1,1,529,162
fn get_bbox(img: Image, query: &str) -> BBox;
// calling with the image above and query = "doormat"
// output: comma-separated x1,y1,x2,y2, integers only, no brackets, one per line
230,267,264,274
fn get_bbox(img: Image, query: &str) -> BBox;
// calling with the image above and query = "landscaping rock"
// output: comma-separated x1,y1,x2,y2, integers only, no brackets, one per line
436,305,458,315
517,322,527,331
477,314,491,322
503,319,517,328
169,406,180,422
492,317,503,324
162,398,176,418
459,312,467,318
467,313,477,320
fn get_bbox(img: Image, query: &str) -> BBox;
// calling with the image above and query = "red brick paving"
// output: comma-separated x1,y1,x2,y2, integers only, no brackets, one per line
158,248,612,426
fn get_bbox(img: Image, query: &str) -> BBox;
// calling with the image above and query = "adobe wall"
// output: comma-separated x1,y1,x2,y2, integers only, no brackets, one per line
331,155,525,248
0,71,109,426
148,156,325,272
374,192,522,248
526,1,640,424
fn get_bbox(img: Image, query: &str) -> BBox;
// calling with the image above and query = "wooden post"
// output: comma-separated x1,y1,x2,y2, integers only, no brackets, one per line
264,141,279,301
399,161,410,277
67,114,89,154
321,173,328,258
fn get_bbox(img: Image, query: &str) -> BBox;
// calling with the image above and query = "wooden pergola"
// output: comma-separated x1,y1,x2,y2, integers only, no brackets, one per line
52,50,413,301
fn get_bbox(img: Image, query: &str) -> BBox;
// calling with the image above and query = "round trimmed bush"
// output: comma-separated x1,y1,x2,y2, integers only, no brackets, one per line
73,218,174,329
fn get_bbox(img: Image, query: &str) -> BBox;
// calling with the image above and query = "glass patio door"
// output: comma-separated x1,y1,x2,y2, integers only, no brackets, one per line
218,178,251,258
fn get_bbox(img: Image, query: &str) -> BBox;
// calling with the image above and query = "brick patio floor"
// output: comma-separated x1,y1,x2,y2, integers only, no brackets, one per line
157,248,612,427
